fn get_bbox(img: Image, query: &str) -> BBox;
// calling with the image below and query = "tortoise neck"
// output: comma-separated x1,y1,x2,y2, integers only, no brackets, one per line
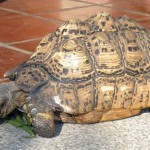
4,81,26,107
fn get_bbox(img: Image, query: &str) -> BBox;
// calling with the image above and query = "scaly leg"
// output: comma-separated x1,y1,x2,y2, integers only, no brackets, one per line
25,95,56,138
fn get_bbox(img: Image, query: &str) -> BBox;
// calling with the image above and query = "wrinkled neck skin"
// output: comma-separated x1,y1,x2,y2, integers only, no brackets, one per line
0,81,26,118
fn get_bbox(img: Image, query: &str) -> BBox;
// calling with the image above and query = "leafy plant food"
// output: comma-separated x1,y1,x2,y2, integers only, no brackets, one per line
7,110,36,138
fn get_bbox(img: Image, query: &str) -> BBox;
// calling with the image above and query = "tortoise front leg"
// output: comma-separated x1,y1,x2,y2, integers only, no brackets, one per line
25,95,55,138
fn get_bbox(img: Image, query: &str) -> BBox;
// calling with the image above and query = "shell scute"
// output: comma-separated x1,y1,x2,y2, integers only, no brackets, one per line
118,30,150,75
13,12,150,115
27,33,58,65
15,66,49,92
116,16,146,32
86,31,124,75
43,38,94,82
95,77,116,110
55,19,89,40
57,79,95,114
85,12,118,32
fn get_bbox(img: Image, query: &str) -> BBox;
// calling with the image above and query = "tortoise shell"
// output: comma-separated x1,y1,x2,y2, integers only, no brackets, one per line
14,12,150,115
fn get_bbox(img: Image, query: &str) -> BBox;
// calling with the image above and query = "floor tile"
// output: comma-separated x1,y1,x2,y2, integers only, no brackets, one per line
0,10,20,18
9,20,150,55
75,0,121,4
0,15,59,43
0,0,91,13
138,19,150,30
10,39,42,52
104,0,150,15
0,0,149,79
39,6,149,22
0,47,29,77
131,0,150,5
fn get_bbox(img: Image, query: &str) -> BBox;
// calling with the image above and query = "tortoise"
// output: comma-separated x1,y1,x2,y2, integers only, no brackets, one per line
0,12,150,138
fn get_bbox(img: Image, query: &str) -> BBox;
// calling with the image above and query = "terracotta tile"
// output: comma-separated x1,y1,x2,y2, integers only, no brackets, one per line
131,0,150,5
105,1,150,14
10,19,150,53
75,0,121,4
0,47,30,77
0,0,90,13
39,6,149,22
10,39,42,52
0,10,20,18
138,19,150,30
0,15,59,43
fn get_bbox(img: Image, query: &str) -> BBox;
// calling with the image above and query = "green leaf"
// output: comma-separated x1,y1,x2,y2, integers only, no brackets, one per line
8,119,24,127
16,114,24,124
21,126,36,138
22,114,32,125
7,110,36,138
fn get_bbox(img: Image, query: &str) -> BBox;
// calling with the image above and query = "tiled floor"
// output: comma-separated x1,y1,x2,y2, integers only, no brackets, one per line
0,0,150,77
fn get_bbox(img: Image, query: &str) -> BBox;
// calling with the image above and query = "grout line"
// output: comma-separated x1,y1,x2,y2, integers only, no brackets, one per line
0,4,96,24
0,7,64,25
68,0,96,5
70,0,150,17
1,3,149,23
43,4,150,20
35,2,150,19
69,0,133,6
7,37,42,45
37,4,96,14
0,43,32,55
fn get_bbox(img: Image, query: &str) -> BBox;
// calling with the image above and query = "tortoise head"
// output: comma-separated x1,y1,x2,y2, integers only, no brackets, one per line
0,83,12,118
0,82,26,118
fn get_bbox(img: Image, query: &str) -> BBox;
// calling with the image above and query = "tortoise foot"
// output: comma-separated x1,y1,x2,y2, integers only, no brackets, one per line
25,95,56,138
32,113,55,138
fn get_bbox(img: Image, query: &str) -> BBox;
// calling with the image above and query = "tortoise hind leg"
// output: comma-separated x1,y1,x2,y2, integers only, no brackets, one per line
60,109,141,123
